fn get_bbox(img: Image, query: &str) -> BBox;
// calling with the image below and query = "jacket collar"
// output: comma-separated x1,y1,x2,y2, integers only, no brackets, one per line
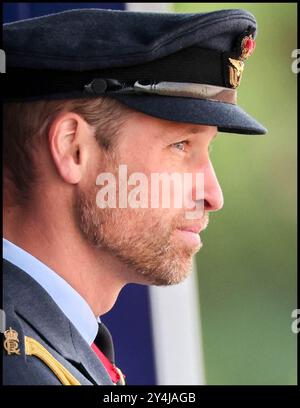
3,259,113,385
3,237,99,346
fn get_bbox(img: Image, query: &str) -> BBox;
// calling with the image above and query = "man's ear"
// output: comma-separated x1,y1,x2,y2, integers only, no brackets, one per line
48,112,91,184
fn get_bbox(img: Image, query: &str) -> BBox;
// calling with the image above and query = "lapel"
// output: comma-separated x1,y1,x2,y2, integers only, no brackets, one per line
3,259,113,385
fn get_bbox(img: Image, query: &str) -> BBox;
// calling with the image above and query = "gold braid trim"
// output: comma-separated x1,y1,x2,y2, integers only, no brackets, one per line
25,336,81,385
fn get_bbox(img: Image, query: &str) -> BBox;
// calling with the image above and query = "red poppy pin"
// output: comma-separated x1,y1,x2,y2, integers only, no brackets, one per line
228,32,256,88
240,34,256,60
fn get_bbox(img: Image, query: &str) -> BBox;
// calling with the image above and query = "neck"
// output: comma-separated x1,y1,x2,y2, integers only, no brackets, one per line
3,202,128,317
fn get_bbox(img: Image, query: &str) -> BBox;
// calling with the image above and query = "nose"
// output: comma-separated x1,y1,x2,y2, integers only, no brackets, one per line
203,160,224,212
192,160,224,213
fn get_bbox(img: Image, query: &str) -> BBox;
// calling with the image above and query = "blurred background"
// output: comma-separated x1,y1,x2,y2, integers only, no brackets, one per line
174,3,297,385
3,3,297,385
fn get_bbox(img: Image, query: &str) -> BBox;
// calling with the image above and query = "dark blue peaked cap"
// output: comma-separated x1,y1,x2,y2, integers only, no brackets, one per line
3,8,267,135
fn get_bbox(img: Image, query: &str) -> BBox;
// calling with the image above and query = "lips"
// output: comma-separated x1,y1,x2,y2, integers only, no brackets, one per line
176,214,209,235
175,227,202,248
178,225,203,234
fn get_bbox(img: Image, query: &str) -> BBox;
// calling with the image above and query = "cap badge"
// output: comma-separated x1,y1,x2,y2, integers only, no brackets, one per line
3,327,21,355
228,58,244,89
228,34,256,88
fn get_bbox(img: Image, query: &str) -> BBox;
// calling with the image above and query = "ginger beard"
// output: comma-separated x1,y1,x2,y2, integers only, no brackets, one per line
73,157,208,286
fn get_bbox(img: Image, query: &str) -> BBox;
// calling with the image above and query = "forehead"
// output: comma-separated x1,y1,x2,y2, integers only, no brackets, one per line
162,122,218,140
129,109,217,137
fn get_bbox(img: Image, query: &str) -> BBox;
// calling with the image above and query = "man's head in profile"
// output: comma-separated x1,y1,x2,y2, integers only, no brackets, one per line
3,8,266,317
4,96,220,287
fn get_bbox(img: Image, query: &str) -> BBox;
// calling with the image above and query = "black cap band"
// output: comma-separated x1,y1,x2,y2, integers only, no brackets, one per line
2,47,234,102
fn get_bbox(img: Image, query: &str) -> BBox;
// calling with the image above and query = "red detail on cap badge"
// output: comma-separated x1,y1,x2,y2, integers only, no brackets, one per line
241,35,256,59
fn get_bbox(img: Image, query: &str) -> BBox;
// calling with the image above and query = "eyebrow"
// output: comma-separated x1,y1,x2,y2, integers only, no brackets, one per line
164,125,218,143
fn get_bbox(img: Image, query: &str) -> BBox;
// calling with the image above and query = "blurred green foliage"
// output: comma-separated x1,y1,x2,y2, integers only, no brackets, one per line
174,3,297,385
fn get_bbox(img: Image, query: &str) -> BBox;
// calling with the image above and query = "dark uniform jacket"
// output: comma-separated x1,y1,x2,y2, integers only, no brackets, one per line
3,259,116,385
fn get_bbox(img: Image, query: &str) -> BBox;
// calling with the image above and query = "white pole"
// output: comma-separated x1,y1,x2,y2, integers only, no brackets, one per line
149,257,206,385
126,3,173,12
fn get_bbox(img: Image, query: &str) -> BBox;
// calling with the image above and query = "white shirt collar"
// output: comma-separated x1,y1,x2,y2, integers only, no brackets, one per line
3,238,100,346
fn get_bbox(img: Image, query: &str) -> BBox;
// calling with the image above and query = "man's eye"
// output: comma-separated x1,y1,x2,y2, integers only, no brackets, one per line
172,141,189,152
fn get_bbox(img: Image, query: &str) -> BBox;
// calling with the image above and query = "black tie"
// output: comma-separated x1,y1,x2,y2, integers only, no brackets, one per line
93,322,115,364
91,322,126,385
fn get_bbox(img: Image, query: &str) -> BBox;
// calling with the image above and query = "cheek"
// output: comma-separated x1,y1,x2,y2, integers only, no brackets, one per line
117,145,195,213
121,135,167,171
